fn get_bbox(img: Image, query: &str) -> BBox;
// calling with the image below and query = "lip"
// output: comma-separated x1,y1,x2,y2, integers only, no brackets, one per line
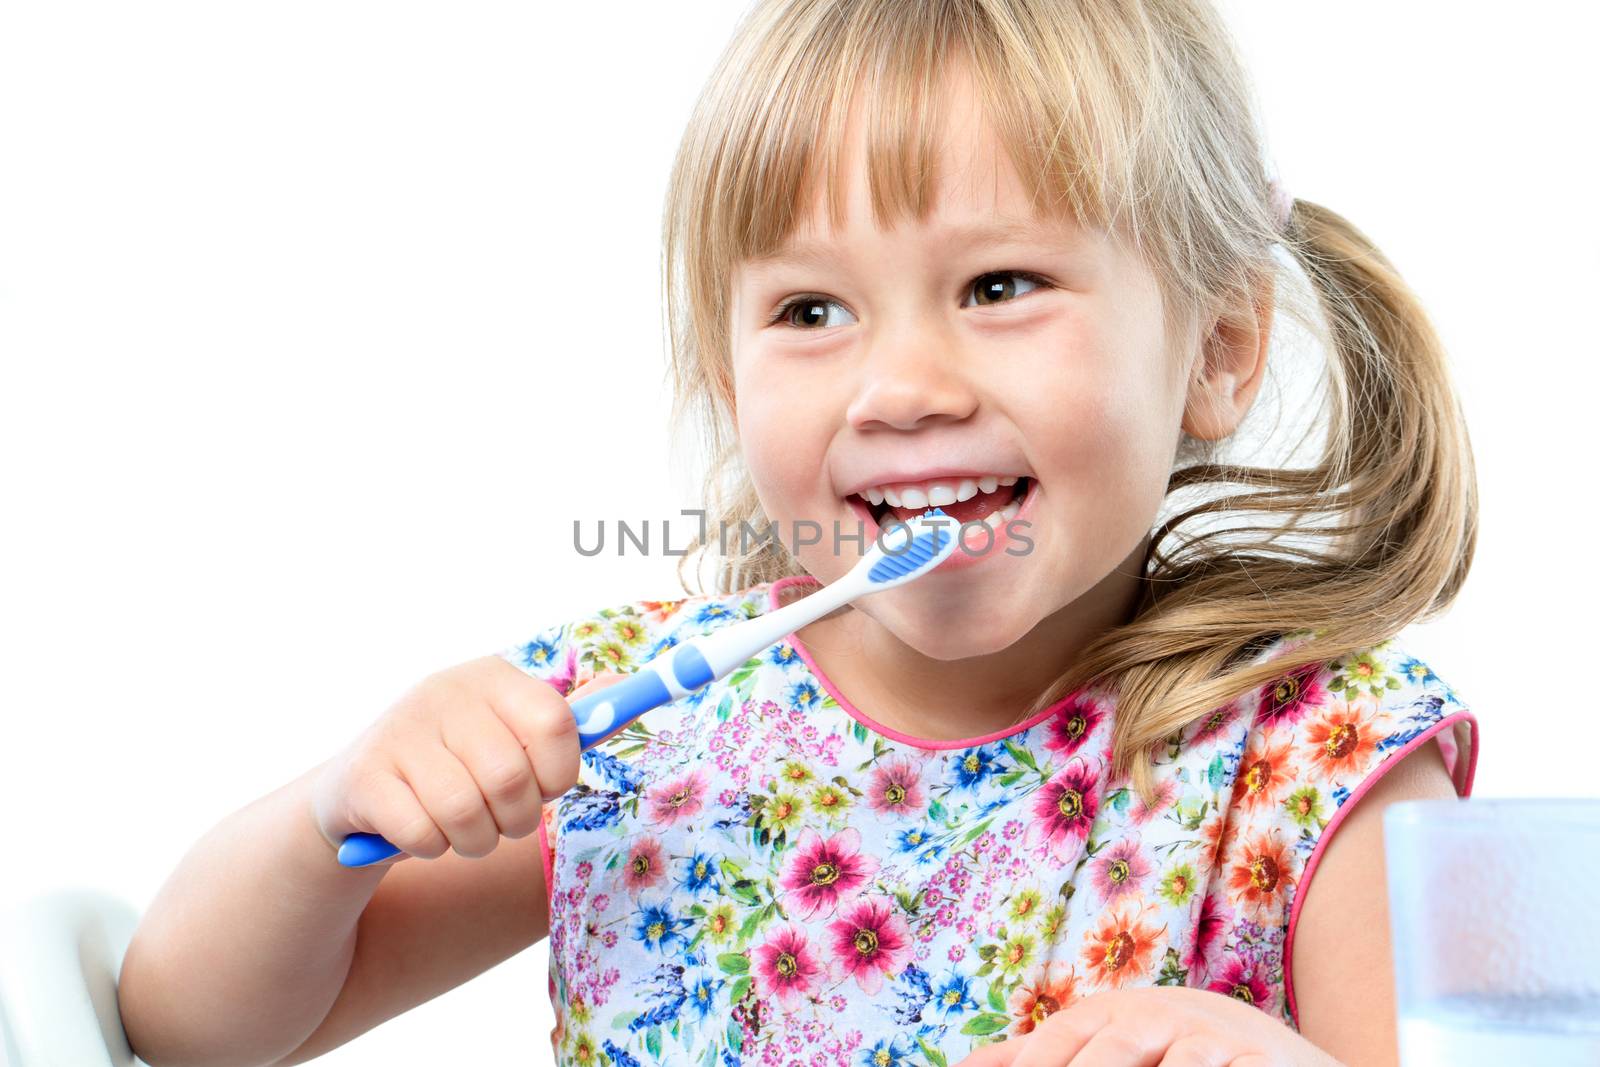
841,477,1039,574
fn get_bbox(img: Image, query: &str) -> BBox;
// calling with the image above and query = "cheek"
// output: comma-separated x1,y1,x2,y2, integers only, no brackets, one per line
733,367,836,518
1016,318,1181,534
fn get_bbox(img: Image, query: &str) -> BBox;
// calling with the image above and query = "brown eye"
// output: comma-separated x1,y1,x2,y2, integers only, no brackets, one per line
770,297,856,329
967,271,1045,307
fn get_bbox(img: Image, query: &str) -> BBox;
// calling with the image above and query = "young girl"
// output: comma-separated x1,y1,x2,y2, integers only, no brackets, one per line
118,1,1480,1065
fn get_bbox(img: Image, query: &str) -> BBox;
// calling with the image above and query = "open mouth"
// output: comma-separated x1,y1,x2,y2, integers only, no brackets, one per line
850,475,1033,530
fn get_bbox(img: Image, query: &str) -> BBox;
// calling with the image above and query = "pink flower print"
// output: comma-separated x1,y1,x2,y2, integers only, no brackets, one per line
1003,820,1023,840
1127,778,1179,826
1256,660,1330,730
546,644,578,697
1089,838,1153,904
778,827,879,920
1207,952,1273,1012
1043,695,1103,759
1025,761,1100,863
753,923,825,1009
865,756,927,819
623,839,665,894
1184,891,1233,971
576,860,594,880
825,895,912,995
1188,701,1242,746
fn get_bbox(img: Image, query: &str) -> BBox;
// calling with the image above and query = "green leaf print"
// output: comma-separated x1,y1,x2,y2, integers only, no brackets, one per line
1155,947,1189,987
1003,740,1037,771
717,952,750,974
728,657,761,688
960,1012,1011,1036
728,976,751,1004
986,980,1006,1013
645,1026,662,1058
611,1011,640,1030
1205,753,1227,789
918,1037,950,1067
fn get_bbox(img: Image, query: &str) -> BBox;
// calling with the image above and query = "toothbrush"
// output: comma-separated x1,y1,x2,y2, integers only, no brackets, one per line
337,507,960,867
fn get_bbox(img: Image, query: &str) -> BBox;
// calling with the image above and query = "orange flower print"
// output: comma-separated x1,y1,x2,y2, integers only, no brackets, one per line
1227,831,1298,914
1007,962,1080,1035
1079,902,1166,988
1303,699,1381,778
1230,733,1294,814
638,599,683,624
1198,811,1230,871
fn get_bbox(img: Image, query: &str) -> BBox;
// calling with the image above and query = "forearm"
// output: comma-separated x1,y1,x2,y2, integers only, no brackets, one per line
118,758,388,1067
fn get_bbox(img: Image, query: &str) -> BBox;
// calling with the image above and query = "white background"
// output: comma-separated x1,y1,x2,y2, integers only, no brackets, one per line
2,2,1595,1064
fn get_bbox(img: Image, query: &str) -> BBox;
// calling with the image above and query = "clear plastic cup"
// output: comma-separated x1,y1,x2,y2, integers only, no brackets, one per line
1384,798,1600,1066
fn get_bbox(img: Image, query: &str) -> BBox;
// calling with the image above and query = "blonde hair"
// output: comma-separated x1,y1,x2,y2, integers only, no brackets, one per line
661,0,1477,798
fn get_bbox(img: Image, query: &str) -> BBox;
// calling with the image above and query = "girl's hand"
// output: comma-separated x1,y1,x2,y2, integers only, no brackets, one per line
953,986,1343,1067
309,656,624,865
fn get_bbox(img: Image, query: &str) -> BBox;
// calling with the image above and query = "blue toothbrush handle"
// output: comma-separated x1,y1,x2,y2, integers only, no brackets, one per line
337,832,401,867
567,667,677,748
337,665,683,868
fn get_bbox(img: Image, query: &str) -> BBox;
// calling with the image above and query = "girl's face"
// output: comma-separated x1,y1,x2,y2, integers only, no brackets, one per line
729,68,1207,662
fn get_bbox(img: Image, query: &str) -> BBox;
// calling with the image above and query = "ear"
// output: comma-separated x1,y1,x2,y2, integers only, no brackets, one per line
1181,276,1274,441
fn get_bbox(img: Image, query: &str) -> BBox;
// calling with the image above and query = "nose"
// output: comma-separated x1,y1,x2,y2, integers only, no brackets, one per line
844,318,979,431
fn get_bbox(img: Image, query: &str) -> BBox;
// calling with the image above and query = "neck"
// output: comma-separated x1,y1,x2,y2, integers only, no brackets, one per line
788,532,1152,742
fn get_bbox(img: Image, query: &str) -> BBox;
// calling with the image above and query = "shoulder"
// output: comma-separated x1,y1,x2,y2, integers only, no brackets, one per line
1196,632,1478,1027
494,582,777,696
1244,631,1478,802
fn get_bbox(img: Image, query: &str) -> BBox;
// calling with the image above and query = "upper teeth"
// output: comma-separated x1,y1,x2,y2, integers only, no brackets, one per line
859,475,1020,508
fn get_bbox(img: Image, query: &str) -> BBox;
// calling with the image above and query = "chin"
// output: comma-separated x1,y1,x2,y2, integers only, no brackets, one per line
861,595,1043,661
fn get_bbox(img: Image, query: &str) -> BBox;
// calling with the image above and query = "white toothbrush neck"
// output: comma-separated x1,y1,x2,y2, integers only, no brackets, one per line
693,575,862,677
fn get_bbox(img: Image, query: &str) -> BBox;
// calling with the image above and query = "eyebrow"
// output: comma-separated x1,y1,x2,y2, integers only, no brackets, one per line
747,217,1073,270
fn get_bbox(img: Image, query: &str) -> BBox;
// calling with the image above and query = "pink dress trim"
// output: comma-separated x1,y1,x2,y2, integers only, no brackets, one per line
537,806,556,912
1280,709,1480,1026
767,575,1089,750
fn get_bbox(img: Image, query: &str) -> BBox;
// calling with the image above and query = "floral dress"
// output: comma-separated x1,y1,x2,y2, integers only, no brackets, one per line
496,576,1478,1067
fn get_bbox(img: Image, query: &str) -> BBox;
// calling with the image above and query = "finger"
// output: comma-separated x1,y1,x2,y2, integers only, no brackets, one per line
1157,1035,1231,1067
348,762,440,863
440,703,543,840
484,660,596,798
1060,1027,1165,1067
395,741,501,859
1007,1008,1103,1067
952,1034,1033,1067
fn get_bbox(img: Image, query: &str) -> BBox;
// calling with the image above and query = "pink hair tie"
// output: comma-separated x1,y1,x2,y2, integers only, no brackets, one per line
1268,178,1294,229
